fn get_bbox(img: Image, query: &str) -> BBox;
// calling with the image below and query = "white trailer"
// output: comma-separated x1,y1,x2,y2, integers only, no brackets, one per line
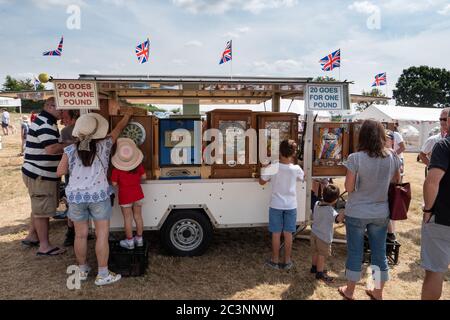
109,179,307,256
58,75,352,256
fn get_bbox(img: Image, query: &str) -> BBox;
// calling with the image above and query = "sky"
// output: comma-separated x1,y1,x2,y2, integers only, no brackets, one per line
0,0,450,112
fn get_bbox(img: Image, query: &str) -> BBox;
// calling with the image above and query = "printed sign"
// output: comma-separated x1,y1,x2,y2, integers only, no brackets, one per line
305,84,344,111
54,80,99,110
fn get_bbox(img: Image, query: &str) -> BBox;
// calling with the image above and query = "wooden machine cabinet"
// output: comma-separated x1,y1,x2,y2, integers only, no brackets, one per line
206,109,257,179
110,115,157,180
255,112,299,175
313,122,350,177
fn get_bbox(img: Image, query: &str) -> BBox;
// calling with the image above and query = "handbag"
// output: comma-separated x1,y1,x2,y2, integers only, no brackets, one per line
388,182,411,220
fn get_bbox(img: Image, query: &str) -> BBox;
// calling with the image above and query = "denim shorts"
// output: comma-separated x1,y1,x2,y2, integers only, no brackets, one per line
268,208,297,233
68,199,112,222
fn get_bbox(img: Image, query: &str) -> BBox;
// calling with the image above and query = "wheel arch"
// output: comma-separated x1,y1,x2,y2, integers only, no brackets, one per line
156,204,217,230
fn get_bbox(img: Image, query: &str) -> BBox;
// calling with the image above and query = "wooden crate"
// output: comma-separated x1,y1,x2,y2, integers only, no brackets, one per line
206,109,257,179
110,115,157,180
312,122,350,177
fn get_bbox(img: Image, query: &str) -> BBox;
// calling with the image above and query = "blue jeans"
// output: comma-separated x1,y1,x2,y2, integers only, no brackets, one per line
345,216,389,282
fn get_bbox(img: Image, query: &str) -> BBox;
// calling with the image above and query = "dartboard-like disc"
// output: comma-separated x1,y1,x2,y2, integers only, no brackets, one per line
120,122,146,145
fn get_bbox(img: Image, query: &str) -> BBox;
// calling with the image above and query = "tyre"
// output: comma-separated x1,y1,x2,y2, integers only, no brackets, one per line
160,210,213,257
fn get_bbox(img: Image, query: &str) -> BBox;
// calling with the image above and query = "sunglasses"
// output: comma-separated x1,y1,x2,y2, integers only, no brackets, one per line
439,118,448,122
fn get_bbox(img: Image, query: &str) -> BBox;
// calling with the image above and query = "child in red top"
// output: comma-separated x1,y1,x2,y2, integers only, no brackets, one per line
111,138,146,250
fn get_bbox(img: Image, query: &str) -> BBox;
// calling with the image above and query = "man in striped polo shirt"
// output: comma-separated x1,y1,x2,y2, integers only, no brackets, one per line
22,97,68,256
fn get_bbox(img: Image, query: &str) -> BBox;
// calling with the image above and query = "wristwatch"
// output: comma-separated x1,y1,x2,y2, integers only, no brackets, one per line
422,207,433,213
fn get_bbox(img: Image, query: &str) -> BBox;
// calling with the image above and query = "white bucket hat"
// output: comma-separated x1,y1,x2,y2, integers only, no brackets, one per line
72,113,109,151
112,138,144,171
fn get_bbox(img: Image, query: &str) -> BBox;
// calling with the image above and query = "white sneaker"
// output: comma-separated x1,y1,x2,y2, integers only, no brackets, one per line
95,271,121,286
79,266,91,281
120,239,135,250
134,236,144,247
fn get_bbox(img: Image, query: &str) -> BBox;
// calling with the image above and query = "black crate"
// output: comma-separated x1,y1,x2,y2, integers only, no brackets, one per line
108,240,149,277
363,236,401,265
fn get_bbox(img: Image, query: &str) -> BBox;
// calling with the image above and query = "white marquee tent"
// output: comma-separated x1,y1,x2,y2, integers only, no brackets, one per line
353,104,442,152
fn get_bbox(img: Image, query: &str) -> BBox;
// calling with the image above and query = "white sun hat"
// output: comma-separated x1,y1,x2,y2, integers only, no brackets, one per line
72,113,109,140
111,138,144,171
72,113,109,151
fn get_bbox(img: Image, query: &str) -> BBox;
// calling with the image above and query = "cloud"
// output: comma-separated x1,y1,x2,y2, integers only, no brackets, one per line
172,59,187,65
31,0,86,9
172,0,297,14
242,0,297,14
438,4,450,15
381,0,448,14
223,26,251,38
184,40,203,47
252,59,302,73
348,1,379,14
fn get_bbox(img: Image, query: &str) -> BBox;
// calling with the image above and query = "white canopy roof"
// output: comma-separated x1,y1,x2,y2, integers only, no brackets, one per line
0,96,22,107
353,104,442,122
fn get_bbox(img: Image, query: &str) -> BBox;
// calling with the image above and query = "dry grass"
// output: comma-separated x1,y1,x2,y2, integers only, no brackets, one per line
0,113,448,300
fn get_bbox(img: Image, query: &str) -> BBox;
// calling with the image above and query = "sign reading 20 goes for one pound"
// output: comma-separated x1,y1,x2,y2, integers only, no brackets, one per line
54,80,99,110
306,84,343,111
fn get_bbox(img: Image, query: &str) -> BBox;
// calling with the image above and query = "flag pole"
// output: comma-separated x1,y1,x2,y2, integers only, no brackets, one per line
147,38,150,80
230,40,233,79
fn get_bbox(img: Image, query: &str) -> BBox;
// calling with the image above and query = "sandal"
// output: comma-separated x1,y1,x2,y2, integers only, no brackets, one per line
365,289,382,301
265,260,280,270
338,287,355,301
316,272,335,283
36,247,66,256
21,240,40,247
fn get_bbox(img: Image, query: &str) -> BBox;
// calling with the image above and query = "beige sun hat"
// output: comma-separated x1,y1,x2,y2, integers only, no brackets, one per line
72,113,109,151
22,115,29,122
112,138,144,171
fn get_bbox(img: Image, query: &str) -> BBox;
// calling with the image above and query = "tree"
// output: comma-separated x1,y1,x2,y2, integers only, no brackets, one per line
2,75,45,91
314,76,337,82
355,88,388,112
393,66,450,108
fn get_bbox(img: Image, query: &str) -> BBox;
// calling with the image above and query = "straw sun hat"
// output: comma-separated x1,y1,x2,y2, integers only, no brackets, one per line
112,138,144,171
72,113,109,151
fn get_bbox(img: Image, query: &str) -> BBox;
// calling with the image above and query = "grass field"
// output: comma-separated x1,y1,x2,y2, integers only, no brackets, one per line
0,113,448,300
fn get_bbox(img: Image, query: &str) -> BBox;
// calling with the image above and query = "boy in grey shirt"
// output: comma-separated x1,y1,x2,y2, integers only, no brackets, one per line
310,184,344,283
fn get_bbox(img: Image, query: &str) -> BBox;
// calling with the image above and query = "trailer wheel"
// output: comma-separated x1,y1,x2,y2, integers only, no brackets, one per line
161,210,213,257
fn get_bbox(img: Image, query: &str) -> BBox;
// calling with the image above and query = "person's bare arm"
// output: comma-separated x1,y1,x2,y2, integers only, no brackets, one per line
418,152,430,166
110,110,133,144
423,168,445,223
111,181,118,187
336,211,345,223
57,153,69,177
396,141,406,155
259,178,268,186
344,169,356,193
391,169,401,184
45,142,69,155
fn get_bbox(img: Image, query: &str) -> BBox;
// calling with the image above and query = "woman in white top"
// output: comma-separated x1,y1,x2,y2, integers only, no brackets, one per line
57,110,132,286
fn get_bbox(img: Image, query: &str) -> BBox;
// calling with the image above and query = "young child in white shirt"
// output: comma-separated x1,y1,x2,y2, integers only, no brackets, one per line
260,139,304,270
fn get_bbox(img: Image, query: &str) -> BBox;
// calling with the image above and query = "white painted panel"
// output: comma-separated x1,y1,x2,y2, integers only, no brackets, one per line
110,179,307,230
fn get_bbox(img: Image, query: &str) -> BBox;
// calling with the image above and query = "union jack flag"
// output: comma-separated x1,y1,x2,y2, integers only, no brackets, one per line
135,39,150,64
43,36,63,56
372,72,387,87
319,49,341,71
219,40,232,65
